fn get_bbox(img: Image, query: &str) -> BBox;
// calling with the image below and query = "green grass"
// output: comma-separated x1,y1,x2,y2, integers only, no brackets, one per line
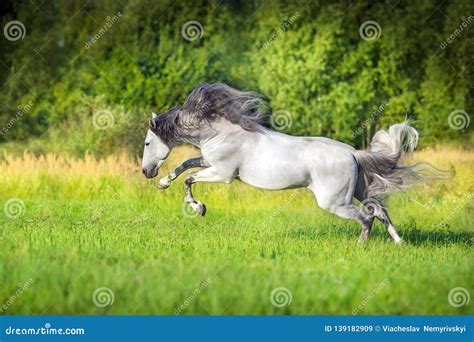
0,150,472,315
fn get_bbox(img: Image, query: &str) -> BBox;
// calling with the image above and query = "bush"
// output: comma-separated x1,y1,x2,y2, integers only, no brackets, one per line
0,0,472,156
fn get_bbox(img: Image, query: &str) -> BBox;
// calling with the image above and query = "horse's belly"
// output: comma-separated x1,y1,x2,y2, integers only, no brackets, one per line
237,163,309,190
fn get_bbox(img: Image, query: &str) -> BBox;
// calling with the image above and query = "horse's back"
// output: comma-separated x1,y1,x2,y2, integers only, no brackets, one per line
240,130,357,189
299,136,355,151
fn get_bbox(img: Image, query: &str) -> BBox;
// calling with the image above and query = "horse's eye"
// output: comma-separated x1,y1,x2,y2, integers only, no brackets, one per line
145,142,150,146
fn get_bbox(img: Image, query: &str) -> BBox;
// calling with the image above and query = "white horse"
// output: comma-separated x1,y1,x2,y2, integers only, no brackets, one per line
142,83,424,243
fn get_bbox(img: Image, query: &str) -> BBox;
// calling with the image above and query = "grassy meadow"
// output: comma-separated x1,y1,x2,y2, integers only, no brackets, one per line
0,146,472,315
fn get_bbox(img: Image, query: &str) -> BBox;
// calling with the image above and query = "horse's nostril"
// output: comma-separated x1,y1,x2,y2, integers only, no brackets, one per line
142,168,146,175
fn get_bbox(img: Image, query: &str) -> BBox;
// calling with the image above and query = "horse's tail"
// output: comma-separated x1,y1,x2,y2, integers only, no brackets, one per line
352,121,436,199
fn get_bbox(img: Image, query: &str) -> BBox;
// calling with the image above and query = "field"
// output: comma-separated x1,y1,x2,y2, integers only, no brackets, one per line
0,146,472,315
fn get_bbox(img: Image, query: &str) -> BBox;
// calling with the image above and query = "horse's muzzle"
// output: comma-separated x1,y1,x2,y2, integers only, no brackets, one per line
142,165,158,178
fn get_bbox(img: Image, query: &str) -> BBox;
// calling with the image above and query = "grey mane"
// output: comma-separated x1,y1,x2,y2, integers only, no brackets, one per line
181,83,269,131
151,83,270,145
152,107,182,145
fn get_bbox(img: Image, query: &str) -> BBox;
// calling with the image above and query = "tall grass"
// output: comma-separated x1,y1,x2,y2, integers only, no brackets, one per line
0,146,471,208
0,146,472,315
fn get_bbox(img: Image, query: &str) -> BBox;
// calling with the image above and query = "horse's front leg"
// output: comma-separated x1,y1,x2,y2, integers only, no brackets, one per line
158,157,209,189
183,167,233,216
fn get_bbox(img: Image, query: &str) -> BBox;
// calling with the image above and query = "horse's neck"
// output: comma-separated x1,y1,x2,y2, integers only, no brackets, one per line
185,118,258,148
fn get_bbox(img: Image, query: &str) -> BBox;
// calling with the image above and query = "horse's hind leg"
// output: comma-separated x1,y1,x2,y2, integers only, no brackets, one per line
374,203,404,244
355,171,403,243
361,198,404,244
358,216,374,243
308,158,375,243
353,175,375,242
308,186,373,244
332,204,374,244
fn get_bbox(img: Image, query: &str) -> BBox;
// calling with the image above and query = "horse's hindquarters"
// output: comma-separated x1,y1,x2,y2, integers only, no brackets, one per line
307,148,359,208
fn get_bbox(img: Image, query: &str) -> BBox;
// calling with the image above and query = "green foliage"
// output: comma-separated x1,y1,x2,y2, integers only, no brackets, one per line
0,0,472,155
0,148,472,314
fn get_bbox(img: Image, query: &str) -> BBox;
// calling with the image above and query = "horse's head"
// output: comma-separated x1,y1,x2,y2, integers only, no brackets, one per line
141,112,171,178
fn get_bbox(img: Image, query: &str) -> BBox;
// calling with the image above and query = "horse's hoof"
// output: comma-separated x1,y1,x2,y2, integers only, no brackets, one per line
187,201,206,217
157,177,171,189
196,202,206,216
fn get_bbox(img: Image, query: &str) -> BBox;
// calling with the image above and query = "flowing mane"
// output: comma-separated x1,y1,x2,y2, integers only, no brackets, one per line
152,83,270,145
181,83,269,131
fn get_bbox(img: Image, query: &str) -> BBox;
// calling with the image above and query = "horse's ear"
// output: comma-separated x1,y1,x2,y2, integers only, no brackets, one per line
149,112,158,129
149,117,157,129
